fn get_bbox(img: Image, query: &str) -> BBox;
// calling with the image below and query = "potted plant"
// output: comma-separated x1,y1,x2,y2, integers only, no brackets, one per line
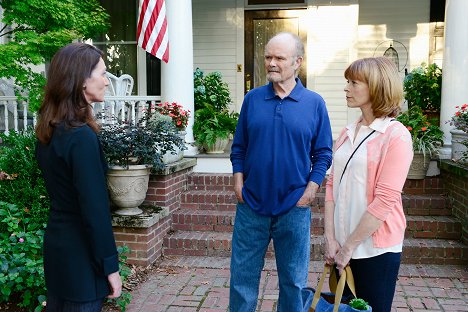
447,103,468,163
193,104,238,153
403,63,442,123
193,68,239,153
154,101,190,163
97,109,184,215
396,106,444,179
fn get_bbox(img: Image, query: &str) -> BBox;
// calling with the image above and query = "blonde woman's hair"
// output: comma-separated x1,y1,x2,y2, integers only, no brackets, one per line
344,57,403,118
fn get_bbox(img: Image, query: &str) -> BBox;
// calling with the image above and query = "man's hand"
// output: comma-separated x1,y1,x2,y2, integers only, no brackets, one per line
233,172,244,203
296,181,319,206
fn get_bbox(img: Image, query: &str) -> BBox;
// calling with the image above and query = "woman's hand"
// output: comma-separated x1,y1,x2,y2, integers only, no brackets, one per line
324,236,341,265
107,271,122,299
334,245,353,274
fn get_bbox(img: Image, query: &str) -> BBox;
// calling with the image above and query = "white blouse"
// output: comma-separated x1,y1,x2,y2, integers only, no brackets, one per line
332,120,403,259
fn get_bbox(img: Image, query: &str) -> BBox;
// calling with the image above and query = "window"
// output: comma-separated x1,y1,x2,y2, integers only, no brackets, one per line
93,0,138,94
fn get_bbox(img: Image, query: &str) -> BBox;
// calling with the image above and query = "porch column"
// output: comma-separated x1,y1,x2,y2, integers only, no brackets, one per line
439,0,468,159
161,0,198,155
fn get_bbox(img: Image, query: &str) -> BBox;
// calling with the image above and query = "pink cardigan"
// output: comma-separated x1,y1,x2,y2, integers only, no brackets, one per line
325,119,413,248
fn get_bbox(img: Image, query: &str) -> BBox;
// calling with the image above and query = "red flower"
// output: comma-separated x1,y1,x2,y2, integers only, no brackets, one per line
407,126,412,131
155,101,191,130
421,127,427,131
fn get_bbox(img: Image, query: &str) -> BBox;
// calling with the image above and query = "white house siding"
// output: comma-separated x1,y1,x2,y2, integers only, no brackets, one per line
357,0,431,72
307,3,359,136
192,0,241,112
191,0,432,137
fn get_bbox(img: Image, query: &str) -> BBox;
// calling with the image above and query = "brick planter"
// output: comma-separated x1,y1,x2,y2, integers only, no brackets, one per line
112,158,196,265
439,159,468,244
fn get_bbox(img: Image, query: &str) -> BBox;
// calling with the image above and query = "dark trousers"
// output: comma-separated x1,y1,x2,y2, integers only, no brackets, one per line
341,252,401,312
46,293,103,312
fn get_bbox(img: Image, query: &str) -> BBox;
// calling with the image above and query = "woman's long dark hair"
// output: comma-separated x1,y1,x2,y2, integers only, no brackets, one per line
36,43,103,144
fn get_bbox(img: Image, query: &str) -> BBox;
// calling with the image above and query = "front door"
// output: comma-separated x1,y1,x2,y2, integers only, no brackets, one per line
244,9,307,94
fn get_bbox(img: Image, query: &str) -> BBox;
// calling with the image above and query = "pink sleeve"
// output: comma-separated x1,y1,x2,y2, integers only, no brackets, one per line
324,128,347,203
367,128,413,220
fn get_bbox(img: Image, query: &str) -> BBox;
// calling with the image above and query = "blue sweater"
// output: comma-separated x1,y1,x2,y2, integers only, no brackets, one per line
230,79,333,216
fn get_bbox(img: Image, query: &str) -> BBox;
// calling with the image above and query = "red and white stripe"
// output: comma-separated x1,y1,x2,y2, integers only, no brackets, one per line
137,0,169,63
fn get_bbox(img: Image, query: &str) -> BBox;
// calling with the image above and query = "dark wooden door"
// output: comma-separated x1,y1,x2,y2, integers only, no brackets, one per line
244,9,307,94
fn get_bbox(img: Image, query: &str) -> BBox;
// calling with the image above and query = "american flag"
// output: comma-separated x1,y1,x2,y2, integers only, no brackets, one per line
137,0,169,63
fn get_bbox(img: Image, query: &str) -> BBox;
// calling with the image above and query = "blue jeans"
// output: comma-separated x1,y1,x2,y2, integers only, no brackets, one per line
229,203,311,312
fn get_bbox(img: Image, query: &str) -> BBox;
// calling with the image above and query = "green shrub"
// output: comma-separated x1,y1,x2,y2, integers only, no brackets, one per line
0,129,49,229
0,201,47,311
193,68,232,111
404,63,442,113
106,245,132,312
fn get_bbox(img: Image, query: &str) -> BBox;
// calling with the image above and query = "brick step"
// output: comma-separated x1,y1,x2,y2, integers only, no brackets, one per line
187,173,234,191
163,231,468,265
180,190,452,216
171,209,325,234
158,255,467,278
180,190,237,211
172,209,461,240
402,194,452,216
405,215,462,240
187,173,446,195
403,177,445,195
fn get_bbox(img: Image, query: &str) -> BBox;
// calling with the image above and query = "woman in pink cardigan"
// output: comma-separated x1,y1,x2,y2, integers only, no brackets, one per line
324,57,413,312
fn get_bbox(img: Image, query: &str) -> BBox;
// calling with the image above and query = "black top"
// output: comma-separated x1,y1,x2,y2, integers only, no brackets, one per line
36,124,119,302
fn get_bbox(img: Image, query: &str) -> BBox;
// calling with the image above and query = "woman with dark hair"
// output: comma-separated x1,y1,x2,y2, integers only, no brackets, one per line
36,42,122,311
324,57,413,312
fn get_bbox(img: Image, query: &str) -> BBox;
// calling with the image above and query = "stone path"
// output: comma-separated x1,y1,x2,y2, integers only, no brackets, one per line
122,256,468,312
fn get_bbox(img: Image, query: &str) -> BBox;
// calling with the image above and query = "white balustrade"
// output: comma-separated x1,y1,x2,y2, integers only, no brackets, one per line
0,95,161,134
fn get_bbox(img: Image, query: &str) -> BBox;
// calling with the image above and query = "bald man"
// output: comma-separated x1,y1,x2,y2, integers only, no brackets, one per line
230,32,333,311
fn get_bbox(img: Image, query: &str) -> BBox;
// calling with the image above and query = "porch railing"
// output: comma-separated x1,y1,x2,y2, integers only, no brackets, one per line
0,95,162,134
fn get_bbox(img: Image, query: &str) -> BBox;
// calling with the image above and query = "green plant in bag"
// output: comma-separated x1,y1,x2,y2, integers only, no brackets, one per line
349,298,370,310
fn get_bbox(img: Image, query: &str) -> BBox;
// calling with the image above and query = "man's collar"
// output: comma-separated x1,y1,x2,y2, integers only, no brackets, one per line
265,78,304,101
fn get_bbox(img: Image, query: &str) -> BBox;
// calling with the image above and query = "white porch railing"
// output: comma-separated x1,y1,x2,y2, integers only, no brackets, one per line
0,95,162,134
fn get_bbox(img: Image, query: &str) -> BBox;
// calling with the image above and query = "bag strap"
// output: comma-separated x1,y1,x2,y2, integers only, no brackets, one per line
311,264,330,309
310,264,357,312
339,130,376,184
339,118,396,184
329,265,356,297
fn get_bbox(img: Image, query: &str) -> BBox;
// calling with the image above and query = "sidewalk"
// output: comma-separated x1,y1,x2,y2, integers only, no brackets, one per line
120,256,468,312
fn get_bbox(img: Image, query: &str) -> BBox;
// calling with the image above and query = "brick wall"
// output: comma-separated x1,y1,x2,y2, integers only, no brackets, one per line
113,212,172,266
439,160,468,244
112,158,196,265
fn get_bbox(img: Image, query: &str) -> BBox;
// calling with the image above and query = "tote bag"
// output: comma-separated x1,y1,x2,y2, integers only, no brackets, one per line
304,264,372,312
